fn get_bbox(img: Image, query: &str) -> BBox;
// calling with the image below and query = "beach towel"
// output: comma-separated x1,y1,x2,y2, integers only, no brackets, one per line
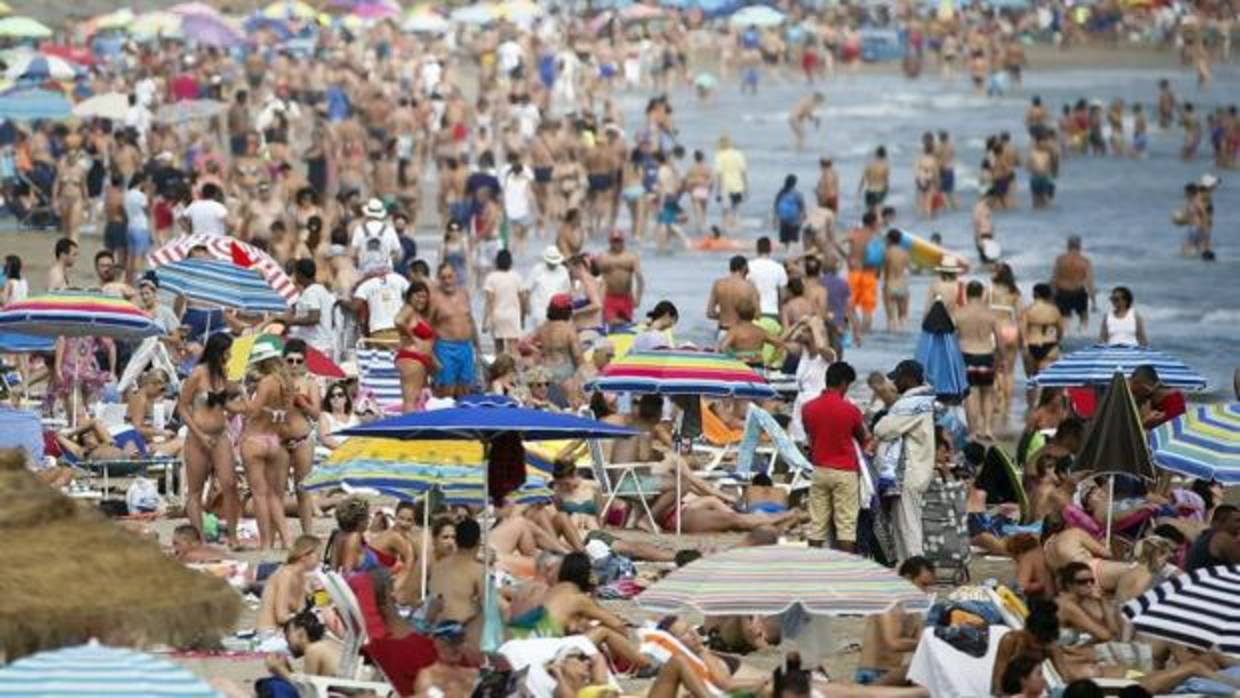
356,346,402,413
637,627,725,696
498,636,614,698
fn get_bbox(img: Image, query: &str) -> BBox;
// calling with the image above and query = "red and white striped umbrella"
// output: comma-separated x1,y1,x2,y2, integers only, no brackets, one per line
147,234,299,305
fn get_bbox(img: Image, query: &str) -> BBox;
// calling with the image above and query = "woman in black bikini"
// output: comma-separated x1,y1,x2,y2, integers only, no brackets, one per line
283,339,321,537
1020,283,1066,409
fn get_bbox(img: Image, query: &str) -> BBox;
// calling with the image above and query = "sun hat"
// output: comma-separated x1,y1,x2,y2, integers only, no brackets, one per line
935,255,963,274
363,198,387,219
542,245,565,265
248,335,284,366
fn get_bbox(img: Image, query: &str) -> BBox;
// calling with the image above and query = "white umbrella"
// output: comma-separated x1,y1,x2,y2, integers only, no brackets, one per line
403,10,450,33
72,92,128,120
729,5,785,27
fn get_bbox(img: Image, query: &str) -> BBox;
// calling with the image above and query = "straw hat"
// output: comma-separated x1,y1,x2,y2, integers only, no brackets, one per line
363,198,387,219
542,245,565,265
935,255,964,275
248,335,283,365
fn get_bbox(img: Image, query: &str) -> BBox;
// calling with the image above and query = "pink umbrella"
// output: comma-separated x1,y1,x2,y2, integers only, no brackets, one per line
169,1,222,17
180,14,245,47
353,1,398,19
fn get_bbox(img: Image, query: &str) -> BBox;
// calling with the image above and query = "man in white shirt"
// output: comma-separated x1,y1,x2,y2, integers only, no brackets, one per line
353,269,410,341
523,246,571,328
497,38,523,79
123,94,152,150
502,158,537,254
284,259,337,358
747,236,787,319
350,199,402,275
181,183,230,236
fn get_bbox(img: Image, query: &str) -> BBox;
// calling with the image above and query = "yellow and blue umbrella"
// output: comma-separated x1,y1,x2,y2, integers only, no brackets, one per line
262,0,318,20
304,460,553,506
1150,403,1240,484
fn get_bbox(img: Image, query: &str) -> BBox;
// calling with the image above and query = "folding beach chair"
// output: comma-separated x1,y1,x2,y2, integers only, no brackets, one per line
587,439,658,530
60,426,178,495
356,344,403,414
289,570,396,698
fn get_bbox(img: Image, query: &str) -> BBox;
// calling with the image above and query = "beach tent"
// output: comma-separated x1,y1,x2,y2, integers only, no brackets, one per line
0,449,240,660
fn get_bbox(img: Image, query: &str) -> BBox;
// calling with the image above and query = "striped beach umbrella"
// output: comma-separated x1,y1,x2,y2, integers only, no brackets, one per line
154,258,290,313
638,546,933,617
0,291,163,339
5,53,81,81
304,460,553,505
586,349,776,399
1122,565,1240,656
325,436,573,480
0,642,218,696
1150,403,1240,484
0,87,70,121
148,234,299,306
1029,344,1207,391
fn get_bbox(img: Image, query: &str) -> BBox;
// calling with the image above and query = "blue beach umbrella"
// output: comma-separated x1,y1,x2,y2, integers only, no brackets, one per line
0,642,218,697
0,331,53,353
915,301,968,402
154,258,290,313
1029,344,1206,391
0,87,71,120
1150,403,1240,484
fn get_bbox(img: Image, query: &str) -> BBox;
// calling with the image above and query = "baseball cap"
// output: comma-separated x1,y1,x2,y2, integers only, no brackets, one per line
887,359,924,384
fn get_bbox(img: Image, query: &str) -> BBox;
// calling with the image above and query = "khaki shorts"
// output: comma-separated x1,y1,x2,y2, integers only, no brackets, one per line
808,467,860,544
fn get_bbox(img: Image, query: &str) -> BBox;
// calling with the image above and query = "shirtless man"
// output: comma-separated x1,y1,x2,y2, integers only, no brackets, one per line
856,557,936,685
245,181,287,247
48,238,77,291
858,146,890,212
789,92,824,151
1028,135,1057,209
815,157,840,213
914,133,939,219
102,174,129,277
428,518,486,648
584,139,619,236
881,229,910,332
1025,96,1049,137
956,282,1000,439
1050,235,1095,333
936,131,957,210
1156,78,1176,130
597,229,643,327
972,188,997,262
257,535,321,632
705,255,760,342
428,262,480,398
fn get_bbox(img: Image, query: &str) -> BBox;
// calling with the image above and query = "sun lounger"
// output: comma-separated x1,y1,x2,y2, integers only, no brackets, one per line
59,427,178,494
587,439,659,530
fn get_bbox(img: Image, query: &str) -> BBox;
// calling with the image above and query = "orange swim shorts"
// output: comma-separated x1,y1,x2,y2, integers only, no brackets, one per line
848,270,879,314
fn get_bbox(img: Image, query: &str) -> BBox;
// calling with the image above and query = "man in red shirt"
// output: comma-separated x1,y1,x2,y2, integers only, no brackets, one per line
802,361,869,552
1130,364,1186,429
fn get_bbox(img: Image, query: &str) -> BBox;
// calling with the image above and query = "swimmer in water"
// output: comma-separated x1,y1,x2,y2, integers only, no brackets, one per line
789,92,824,152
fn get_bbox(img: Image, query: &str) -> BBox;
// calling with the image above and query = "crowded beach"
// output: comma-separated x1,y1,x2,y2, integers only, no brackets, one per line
0,0,1237,696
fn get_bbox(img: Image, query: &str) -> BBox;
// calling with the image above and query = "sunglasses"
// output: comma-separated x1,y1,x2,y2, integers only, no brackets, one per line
286,356,305,365
531,382,548,387
1074,576,1096,586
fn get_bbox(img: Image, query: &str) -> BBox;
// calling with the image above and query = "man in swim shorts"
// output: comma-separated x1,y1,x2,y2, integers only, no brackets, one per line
956,281,1000,440
858,146,890,211
598,229,643,326
846,211,883,336
428,262,480,397
881,229,910,332
1050,235,1095,332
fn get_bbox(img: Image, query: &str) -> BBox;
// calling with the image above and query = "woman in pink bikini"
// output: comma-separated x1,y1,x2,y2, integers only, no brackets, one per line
241,337,294,550
394,281,437,412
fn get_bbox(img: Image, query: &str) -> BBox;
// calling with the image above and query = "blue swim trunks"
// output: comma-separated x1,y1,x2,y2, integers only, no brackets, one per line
433,339,476,389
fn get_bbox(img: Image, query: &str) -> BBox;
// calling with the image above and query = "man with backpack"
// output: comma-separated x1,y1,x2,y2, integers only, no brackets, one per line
350,198,402,275
773,174,806,252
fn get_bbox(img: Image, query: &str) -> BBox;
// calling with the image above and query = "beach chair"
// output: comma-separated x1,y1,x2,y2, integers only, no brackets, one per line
638,627,726,696
356,344,403,414
288,570,396,698
498,636,618,698
60,427,178,495
732,403,814,491
587,439,658,530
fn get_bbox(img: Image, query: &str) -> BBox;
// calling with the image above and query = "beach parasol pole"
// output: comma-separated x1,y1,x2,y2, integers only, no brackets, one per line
420,489,431,601
1104,473,1115,547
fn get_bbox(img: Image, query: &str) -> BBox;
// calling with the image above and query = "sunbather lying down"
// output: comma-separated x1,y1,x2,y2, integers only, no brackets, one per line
55,418,181,461
642,456,808,534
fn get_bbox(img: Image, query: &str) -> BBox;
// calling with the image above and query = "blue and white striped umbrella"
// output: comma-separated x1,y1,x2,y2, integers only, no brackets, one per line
5,54,82,82
154,258,290,313
1150,402,1240,484
0,642,218,697
0,87,71,121
1123,565,1240,656
1028,344,1207,391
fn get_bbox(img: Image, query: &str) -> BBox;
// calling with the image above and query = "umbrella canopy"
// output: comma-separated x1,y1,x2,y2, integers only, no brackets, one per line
0,87,70,120
72,91,128,120
0,642,219,696
586,349,777,399
169,1,222,17
130,11,183,39
86,8,137,34
451,3,496,25
0,450,240,659
493,0,544,23
1075,372,1155,478
304,460,553,505
227,333,344,380
354,0,400,20
5,53,81,81
0,291,163,339
1029,344,1207,391
915,301,968,402
621,3,666,20
326,436,572,479
154,98,227,124
263,0,319,19
1122,565,1240,656
148,234,299,306
1150,402,1240,484
337,399,639,442
155,258,291,313
729,5,784,27
180,14,244,47
0,16,51,38
0,331,53,353
638,546,932,616
403,10,449,33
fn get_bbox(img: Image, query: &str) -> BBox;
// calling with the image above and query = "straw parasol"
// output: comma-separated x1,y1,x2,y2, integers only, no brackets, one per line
0,449,240,661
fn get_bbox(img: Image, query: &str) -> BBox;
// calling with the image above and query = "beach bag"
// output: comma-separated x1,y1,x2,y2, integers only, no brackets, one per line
863,235,886,268
921,476,971,572
776,191,802,225
126,477,163,514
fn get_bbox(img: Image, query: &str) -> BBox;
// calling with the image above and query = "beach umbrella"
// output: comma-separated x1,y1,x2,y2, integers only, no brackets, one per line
5,53,81,81
304,461,553,505
585,349,777,399
153,97,227,124
1122,565,1240,656
227,333,344,380
39,44,96,66
1076,372,1155,478
325,437,569,479
0,641,220,696
402,10,449,33
180,14,244,47
0,17,52,39
450,3,496,25
1149,402,1240,484
914,301,968,402
353,0,400,20
0,291,162,339
0,331,53,353
71,91,128,120
148,234,299,306
86,8,137,34
0,87,70,120
154,258,291,313
493,0,543,24
1029,344,1206,391
729,5,784,27
130,11,184,39
262,0,318,20
974,445,1029,520
168,1,222,17
638,546,932,616
0,452,240,659
244,15,293,39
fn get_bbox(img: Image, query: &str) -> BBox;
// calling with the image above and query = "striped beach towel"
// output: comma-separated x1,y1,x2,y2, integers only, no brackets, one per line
637,627,724,696
357,347,402,413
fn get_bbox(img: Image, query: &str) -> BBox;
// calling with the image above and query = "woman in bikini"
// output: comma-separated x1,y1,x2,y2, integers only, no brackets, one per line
394,281,436,413
282,339,321,537
241,339,295,550
177,334,244,548
1020,282,1065,410
55,140,90,241
684,150,713,234
990,263,1024,428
